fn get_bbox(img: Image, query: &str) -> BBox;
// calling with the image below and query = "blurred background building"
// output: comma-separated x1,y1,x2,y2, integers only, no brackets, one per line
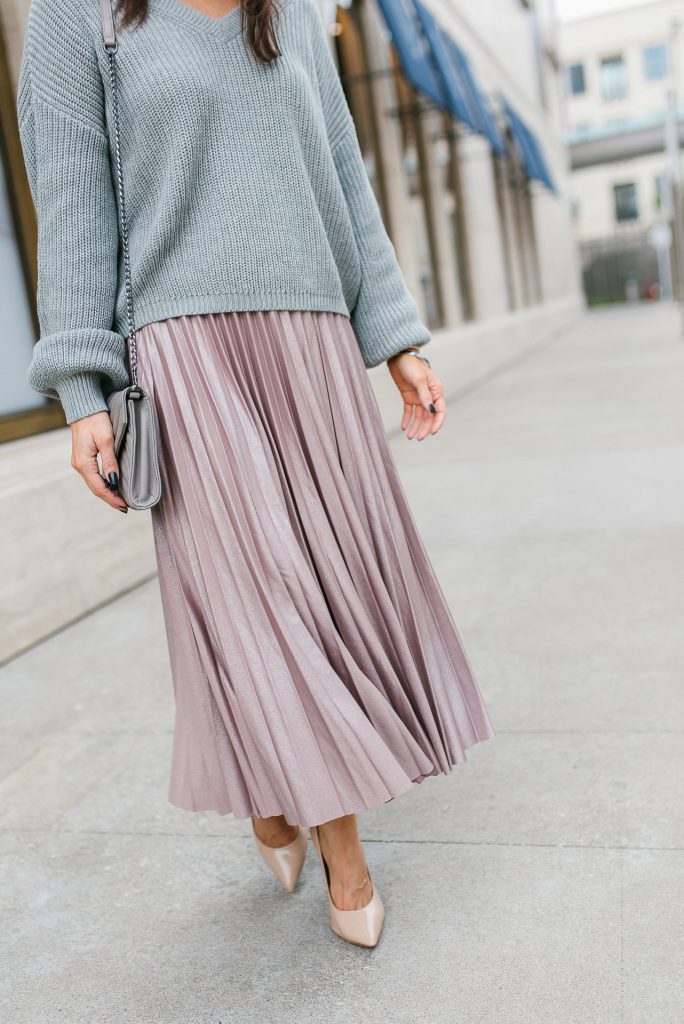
0,0,581,660
561,0,684,304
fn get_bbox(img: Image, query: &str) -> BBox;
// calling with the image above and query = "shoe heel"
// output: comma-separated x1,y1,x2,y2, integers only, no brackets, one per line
309,824,385,948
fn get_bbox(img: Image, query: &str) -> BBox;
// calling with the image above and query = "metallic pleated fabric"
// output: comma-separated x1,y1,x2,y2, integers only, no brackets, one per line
136,309,495,827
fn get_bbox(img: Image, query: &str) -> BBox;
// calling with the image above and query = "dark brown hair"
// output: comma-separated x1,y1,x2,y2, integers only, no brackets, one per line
115,0,283,62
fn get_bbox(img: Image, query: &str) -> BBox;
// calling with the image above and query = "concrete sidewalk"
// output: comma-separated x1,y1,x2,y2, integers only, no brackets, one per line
2,304,683,1023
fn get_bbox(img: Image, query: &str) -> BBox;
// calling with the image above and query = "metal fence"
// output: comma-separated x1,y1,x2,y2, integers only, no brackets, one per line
580,230,662,305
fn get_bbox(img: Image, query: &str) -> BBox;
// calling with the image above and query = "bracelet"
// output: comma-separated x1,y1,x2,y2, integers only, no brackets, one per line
397,346,431,370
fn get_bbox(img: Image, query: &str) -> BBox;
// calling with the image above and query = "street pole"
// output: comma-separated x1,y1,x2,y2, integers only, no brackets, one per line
666,20,684,336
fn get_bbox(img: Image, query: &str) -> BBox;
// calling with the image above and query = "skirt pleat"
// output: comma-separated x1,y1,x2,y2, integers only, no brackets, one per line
136,309,494,827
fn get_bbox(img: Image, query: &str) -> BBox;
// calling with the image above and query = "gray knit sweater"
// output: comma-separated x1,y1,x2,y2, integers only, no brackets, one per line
17,0,430,423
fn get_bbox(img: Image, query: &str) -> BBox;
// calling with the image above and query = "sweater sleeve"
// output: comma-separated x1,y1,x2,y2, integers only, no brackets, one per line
303,0,431,367
17,0,129,424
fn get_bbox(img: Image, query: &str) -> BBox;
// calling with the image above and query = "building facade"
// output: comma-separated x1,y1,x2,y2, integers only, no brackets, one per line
561,0,684,302
0,0,581,659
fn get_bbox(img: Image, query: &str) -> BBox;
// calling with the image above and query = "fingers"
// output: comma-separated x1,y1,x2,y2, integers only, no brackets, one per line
98,431,123,496
406,400,430,441
426,377,447,436
401,374,446,440
70,412,128,512
412,379,437,440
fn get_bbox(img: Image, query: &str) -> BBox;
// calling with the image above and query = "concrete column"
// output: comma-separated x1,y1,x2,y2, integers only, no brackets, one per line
524,190,544,304
448,134,475,321
414,109,463,327
495,158,527,310
359,0,424,309
457,134,511,320
512,177,538,306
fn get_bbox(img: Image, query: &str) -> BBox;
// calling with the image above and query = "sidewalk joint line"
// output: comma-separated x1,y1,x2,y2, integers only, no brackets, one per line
2,828,682,853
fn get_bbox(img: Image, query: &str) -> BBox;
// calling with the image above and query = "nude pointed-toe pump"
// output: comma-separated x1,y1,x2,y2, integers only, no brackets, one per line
309,824,385,948
251,819,308,893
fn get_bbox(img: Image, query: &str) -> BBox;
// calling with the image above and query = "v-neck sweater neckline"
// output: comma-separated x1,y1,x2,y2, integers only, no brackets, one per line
151,0,244,39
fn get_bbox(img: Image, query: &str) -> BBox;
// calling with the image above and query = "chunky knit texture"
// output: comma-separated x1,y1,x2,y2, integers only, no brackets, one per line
17,0,430,423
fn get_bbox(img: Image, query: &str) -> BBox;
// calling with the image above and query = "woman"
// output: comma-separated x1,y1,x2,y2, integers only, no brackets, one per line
17,0,494,948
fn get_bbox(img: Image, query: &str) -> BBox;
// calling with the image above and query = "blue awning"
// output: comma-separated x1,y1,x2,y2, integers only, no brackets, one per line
374,0,448,111
444,38,507,156
376,0,518,167
411,1,479,132
502,100,556,191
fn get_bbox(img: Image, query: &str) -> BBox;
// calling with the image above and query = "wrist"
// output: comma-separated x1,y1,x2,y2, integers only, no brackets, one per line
389,346,431,369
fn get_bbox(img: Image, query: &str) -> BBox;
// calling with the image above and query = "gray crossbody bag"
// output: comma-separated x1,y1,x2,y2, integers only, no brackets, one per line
100,0,162,510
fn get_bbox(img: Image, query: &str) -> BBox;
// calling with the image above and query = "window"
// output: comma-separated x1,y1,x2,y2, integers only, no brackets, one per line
643,43,668,81
614,183,639,222
567,63,586,95
600,56,628,101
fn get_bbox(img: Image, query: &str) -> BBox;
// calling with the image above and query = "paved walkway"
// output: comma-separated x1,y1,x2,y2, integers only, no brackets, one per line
2,304,683,1023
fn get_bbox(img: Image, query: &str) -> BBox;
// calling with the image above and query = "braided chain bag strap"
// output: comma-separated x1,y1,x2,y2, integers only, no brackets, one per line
100,0,162,510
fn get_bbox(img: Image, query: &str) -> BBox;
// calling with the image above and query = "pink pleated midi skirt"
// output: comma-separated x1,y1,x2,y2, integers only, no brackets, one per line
135,308,494,827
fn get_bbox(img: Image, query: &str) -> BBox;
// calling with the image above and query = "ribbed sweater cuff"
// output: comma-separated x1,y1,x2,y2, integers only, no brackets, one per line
27,328,129,424
355,319,431,368
55,373,109,424
332,133,431,369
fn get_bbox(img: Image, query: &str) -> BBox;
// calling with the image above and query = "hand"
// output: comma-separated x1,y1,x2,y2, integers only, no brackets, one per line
386,352,446,440
70,411,128,512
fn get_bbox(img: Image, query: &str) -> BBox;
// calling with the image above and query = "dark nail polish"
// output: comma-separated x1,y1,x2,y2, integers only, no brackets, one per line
108,471,119,488
429,403,436,414
118,507,128,514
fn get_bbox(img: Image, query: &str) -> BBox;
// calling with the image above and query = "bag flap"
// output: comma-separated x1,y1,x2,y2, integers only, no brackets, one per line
106,386,137,456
